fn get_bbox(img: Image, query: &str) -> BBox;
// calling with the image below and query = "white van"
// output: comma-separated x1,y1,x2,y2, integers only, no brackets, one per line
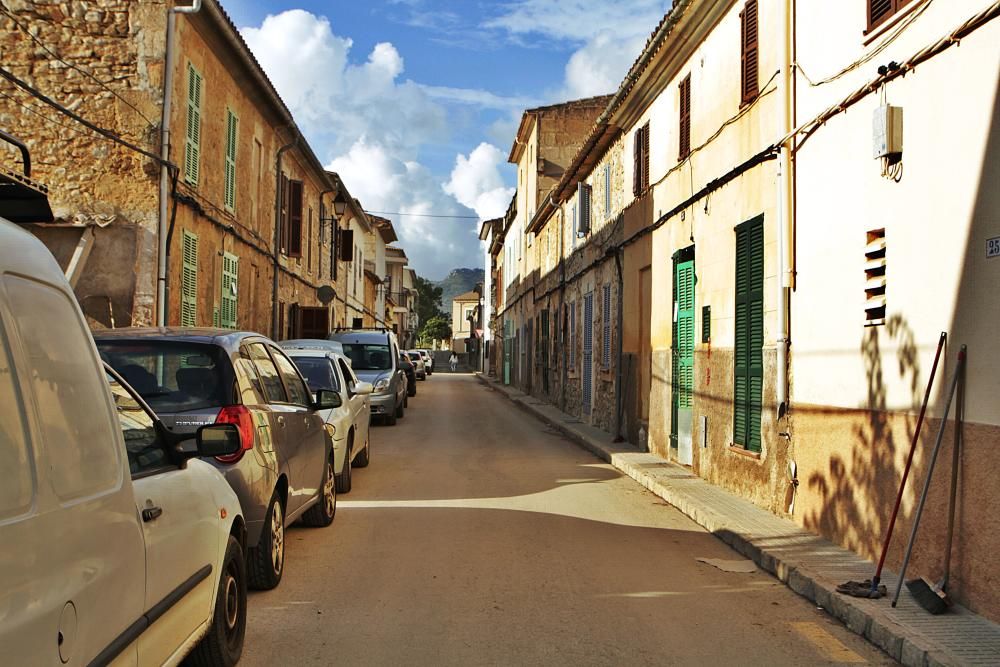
0,214,249,664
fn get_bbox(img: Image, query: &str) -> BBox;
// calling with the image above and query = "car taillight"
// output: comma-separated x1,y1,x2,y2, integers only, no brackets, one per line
214,405,254,463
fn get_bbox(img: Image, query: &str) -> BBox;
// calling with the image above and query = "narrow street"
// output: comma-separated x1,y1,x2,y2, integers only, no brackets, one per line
243,374,891,666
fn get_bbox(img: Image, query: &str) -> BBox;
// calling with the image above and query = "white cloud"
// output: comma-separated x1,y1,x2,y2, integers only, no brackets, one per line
444,143,514,221
563,32,649,99
241,9,506,279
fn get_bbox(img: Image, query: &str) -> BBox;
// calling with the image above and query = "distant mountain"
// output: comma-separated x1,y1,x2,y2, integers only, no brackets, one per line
435,268,484,311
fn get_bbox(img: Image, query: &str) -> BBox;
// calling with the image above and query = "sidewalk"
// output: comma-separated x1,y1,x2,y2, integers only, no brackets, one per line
477,373,1000,667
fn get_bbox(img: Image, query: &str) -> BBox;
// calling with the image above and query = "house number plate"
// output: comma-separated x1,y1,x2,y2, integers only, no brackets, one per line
989,236,1000,258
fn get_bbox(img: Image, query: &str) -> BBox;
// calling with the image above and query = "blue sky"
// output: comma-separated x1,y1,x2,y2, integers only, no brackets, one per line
226,0,672,279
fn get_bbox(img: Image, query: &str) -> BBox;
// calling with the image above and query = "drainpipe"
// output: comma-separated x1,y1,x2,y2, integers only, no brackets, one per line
558,209,567,411
271,133,298,339
157,0,203,326
776,0,794,417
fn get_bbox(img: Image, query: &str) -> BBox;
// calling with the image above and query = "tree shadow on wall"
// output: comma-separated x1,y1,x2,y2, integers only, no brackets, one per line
805,315,922,560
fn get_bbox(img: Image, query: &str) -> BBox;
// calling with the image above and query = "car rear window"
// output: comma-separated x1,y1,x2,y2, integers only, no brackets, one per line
97,340,231,413
407,352,421,360
342,343,392,371
290,356,341,393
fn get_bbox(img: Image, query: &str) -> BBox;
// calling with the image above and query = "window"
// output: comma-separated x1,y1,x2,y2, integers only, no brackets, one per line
342,343,393,371
247,343,287,403
282,179,304,257
632,122,650,196
679,75,691,161
868,0,911,32
604,163,612,220
224,108,238,211
602,283,612,369
568,300,576,370
740,1,759,106
271,348,312,407
578,182,592,236
181,230,198,326
308,207,314,273
220,252,238,329
337,359,357,395
106,372,168,476
184,63,203,186
0,320,33,520
6,275,120,501
734,216,764,452
865,229,887,325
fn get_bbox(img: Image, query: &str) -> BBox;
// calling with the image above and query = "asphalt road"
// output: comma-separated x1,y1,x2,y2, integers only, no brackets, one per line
241,373,893,666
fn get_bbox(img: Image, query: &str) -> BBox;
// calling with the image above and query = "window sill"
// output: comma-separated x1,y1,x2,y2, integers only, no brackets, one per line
728,444,762,460
863,2,921,46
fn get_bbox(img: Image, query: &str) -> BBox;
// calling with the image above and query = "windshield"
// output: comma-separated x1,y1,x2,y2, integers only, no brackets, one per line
97,340,231,412
342,343,393,371
290,356,341,393
407,352,421,361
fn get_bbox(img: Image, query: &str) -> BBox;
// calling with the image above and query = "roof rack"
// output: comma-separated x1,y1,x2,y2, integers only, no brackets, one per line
331,326,391,333
0,129,54,223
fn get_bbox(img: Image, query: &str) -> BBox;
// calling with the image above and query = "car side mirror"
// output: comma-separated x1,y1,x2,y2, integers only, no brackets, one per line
195,424,242,458
315,389,342,409
354,381,373,396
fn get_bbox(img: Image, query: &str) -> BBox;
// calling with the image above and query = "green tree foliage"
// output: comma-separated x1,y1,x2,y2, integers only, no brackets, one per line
413,274,446,325
419,315,452,344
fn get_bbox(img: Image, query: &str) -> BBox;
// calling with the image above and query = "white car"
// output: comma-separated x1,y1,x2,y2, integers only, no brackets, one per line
287,348,373,493
418,349,433,374
0,215,248,666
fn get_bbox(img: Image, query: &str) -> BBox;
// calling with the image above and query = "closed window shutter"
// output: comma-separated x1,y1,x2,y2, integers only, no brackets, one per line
224,109,238,212
602,283,612,369
741,1,759,106
582,293,594,413
641,122,650,192
676,262,695,409
279,174,289,253
869,0,908,31
578,182,592,235
184,64,202,186
569,301,576,370
632,129,642,197
734,217,764,452
604,163,612,219
679,75,691,160
181,231,198,326
220,252,238,329
289,180,303,257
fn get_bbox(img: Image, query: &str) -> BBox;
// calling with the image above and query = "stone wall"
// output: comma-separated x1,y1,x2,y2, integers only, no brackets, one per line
1,0,168,325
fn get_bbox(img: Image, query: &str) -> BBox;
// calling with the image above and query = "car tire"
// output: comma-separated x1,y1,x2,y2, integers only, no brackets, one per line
354,433,370,468
408,382,417,397
403,394,408,408
396,399,405,419
303,455,337,527
248,492,284,590
335,438,352,494
187,535,247,667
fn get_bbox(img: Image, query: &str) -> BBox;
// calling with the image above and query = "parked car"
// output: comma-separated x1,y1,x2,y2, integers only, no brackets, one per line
399,352,418,397
417,349,433,375
329,328,407,425
0,214,248,666
280,338,345,356
286,348,373,493
96,328,339,591
407,350,427,380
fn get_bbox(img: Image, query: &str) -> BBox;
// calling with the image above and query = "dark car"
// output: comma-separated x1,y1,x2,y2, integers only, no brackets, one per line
399,352,417,397
95,328,339,591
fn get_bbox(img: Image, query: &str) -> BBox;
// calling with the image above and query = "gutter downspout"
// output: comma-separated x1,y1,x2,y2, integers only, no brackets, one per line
157,0,202,326
559,210,567,411
613,246,625,442
776,0,794,417
272,133,298,339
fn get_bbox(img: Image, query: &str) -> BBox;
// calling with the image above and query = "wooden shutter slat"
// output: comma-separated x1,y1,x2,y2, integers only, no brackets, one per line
632,129,642,197
288,180,303,257
641,122,650,193
181,231,198,326
679,76,691,160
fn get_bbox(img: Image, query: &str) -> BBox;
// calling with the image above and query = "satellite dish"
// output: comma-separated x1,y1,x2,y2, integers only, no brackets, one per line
317,285,336,305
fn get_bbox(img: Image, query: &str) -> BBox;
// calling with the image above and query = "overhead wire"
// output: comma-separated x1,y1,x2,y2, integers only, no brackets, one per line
0,85,88,137
365,210,481,220
0,2,157,128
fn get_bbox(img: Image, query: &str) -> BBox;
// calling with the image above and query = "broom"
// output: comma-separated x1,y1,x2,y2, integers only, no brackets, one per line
892,346,966,611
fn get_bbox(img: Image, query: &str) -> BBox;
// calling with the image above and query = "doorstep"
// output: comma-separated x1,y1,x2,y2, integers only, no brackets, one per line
476,373,1000,667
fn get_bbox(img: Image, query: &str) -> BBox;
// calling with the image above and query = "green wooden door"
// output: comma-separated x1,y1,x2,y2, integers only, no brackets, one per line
734,217,764,452
672,258,695,464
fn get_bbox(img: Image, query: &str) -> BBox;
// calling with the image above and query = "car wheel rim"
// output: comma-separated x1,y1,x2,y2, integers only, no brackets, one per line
325,461,335,515
224,568,239,633
271,502,284,574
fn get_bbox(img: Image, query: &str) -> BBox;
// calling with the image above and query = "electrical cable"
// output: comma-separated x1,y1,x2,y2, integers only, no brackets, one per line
364,210,481,220
0,86,87,137
0,64,174,172
0,2,157,128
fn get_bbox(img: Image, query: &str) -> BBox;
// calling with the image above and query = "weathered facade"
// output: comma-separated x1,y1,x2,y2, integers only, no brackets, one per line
491,0,1000,621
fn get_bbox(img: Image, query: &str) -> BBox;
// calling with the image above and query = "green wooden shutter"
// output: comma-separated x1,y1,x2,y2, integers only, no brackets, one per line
184,64,202,186
734,216,764,451
224,109,238,212
180,231,198,326
676,261,695,409
220,252,238,329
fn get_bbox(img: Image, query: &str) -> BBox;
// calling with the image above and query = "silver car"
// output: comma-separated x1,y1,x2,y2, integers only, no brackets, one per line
329,329,407,425
407,350,427,380
96,329,338,591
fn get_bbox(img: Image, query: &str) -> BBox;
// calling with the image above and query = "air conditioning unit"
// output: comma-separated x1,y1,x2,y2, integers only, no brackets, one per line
873,105,903,159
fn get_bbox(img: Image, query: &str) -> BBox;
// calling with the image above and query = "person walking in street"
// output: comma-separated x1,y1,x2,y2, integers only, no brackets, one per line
449,351,459,372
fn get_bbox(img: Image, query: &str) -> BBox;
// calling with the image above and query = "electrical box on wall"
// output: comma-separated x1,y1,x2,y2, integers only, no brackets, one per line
873,105,903,159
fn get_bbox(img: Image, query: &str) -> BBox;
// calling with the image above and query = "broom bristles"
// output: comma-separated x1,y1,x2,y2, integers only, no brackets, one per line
906,577,949,615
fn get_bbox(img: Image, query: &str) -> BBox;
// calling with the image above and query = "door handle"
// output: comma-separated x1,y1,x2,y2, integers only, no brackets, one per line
142,506,163,522
277,416,285,428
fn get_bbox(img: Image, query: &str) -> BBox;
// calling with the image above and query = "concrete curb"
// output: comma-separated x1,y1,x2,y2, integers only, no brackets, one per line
477,373,1000,667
